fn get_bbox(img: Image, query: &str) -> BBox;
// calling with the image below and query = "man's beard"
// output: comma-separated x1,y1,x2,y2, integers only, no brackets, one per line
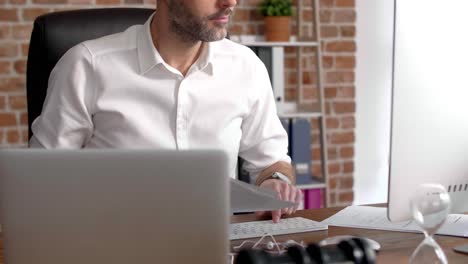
168,1,232,43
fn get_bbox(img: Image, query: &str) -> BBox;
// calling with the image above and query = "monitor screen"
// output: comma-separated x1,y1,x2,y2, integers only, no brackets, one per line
388,0,468,222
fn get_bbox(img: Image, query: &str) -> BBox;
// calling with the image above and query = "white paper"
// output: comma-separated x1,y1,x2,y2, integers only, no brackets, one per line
230,179,295,213
322,206,468,237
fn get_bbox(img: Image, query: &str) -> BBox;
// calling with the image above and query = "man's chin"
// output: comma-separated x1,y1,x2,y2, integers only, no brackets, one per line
202,29,227,42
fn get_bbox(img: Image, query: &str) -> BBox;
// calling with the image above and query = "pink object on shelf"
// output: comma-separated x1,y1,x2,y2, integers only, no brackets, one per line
304,188,322,209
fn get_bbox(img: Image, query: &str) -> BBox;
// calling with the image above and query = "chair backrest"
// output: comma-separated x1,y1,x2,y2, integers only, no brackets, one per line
26,8,154,139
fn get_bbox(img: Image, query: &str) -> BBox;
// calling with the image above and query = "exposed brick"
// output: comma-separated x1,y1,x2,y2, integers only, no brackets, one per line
319,10,332,23
336,0,355,7
327,146,338,160
10,0,26,4
96,0,121,4
0,77,25,92
302,71,315,85
341,116,355,129
303,87,317,100
20,111,28,125
68,0,93,3
340,177,354,189
285,57,297,68
329,177,337,189
320,0,334,8
7,129,20,143
228,24,242,35
334,10,356,23
21,127,29,143
337,86,355,98
33,0,67,4
335,56,355,69
329,162,340,175
322,56,333,68
0,61,12,74
22,8,50,21
334,102,355,114
12,24,33,40
321,25,338,38
331,131,354,144
325,41,356,52
0,113,17,126
14,60,27,74
0,43,18,58
325,87,337,98
124,0,143,3
343,161,354,173
0,8,18,21
312,163,322,177
326,117,339,129
21,43,29,56
340,25,355,37
340,146,354,158
326,71,354,83
9,95,27,110
0,95,5,110
302,9,313,21
0,25,11,39
311,147,321,160
233,8,250,21
246,24,258,35
338,191,354,203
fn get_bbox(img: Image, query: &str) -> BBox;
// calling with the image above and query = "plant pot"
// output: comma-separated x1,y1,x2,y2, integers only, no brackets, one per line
264,16,291,42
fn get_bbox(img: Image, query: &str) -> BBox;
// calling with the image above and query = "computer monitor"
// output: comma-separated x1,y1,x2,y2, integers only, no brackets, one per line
388,0,468,222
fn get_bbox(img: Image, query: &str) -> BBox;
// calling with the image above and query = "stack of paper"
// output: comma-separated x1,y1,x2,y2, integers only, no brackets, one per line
322,206,468,237
230,179,295,213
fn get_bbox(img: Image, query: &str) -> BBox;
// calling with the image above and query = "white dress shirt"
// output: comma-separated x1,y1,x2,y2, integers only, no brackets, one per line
30,14,291,178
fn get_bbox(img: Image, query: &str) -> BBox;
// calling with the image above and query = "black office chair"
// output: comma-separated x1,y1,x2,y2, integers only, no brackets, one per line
26,8,154,139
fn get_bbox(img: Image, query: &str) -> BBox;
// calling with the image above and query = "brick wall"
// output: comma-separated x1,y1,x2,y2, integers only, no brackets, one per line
0,0,355,206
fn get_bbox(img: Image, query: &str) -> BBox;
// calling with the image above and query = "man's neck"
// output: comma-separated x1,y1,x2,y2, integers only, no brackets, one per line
151,13,204,76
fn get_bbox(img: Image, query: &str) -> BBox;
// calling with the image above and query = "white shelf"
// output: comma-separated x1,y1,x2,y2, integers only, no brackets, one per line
297,179,326,190
277,102,322,119
278,111,322,119
230,35,318,47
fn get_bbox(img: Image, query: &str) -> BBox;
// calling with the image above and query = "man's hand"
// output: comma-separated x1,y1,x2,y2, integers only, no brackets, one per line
256,179,302,223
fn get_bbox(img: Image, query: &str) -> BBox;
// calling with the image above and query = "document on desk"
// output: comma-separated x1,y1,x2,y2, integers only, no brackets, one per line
230,179,295,213
322,206,468,237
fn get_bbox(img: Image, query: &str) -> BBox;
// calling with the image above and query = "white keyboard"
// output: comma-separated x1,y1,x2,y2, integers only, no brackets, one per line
230,217,328,240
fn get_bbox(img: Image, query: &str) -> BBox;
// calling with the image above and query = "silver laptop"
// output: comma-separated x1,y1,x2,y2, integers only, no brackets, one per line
0,149,229,264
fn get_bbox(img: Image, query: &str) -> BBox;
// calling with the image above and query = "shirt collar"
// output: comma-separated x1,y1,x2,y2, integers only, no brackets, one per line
137,13,215,76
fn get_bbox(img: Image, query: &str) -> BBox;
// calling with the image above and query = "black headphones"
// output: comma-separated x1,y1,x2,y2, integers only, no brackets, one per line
235,237,376,264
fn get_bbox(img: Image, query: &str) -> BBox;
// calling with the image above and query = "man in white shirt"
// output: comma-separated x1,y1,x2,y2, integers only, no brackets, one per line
30,0,302,222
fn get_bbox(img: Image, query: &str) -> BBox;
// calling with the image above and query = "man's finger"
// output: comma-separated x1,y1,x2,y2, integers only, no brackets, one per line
293,189,302,213
256,211,267,217
272,209,281,223
289,186,297,214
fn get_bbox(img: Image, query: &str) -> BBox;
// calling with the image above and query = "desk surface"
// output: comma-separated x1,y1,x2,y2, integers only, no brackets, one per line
1,206,467,264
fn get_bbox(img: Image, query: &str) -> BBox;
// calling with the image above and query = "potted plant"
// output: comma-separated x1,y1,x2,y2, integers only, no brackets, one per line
258,0,293,42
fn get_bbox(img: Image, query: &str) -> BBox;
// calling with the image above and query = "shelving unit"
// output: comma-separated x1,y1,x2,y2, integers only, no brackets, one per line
232,0,330,207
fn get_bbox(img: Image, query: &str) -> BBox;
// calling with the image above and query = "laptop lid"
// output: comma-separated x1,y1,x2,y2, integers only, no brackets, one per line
0,149,229,264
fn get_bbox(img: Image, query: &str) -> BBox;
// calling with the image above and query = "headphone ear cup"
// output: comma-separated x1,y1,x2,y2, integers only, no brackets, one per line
351,238,376,264
337,239,365,264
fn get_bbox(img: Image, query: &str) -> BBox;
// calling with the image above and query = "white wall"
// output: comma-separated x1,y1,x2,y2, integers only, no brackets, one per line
354,0,394,204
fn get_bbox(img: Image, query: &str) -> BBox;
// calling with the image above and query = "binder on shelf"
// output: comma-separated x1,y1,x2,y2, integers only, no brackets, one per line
280,118,291,156
290,118,312,185
304,188,323,209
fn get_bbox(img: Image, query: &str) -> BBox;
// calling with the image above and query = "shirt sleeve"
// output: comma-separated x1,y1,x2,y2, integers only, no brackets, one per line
29,43,95,148
238,57,291,179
